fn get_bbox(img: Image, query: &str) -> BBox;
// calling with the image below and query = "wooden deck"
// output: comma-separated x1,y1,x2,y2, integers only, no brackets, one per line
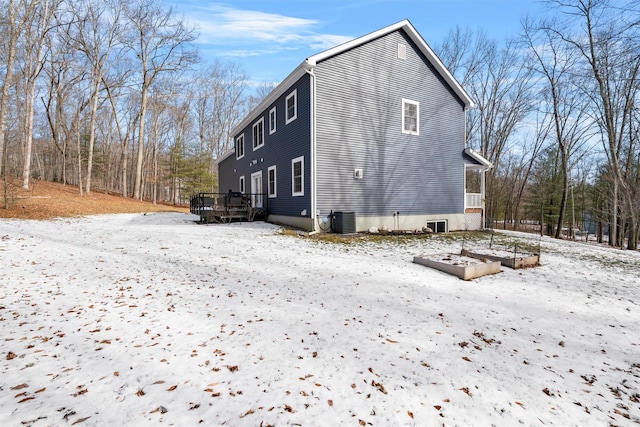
189,192,267,224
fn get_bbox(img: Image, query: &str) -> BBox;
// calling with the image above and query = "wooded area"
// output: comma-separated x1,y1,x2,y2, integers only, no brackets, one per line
1,0,638,249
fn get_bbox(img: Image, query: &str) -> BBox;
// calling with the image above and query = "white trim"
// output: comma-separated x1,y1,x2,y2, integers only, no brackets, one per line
268,165,277,198
239,175,245,194
269,107,277,134
464,148,493,169
285,89,297,124
291,156,304,197
402,98,419,135
252,117,264,150
235,135,244,159
251,170,263,208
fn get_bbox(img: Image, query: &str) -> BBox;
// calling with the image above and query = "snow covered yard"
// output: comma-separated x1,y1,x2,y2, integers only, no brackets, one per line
1,212,639,426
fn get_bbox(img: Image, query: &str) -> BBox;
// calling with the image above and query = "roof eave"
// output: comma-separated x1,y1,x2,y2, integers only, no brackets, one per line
464,148,493,169
231,62,311,137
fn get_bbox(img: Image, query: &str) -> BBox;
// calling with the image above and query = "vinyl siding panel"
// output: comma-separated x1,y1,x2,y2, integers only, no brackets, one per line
219,75,312,217
314,29,466,218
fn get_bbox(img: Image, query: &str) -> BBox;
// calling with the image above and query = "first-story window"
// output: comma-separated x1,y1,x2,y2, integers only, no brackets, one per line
235,134,244,159
239,175,245,193
268,166,277,198
292,156,304,197
402,98,419,135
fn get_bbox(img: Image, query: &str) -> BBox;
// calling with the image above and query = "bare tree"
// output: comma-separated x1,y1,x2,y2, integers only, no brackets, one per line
18,0,60,190
122,0,198,200
544,0,640,249
192,61,248,162
70,0,125,194
0,0,41,183
436,28,535,225
523,17,594,239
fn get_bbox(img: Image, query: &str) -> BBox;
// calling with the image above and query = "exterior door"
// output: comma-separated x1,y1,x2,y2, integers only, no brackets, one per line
251,171,263,208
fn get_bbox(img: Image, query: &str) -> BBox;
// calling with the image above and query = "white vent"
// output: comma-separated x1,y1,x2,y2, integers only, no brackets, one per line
397,43,406,60
354,168,363,179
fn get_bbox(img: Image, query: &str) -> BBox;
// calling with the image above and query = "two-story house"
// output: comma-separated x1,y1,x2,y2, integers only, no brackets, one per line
218,19,492,233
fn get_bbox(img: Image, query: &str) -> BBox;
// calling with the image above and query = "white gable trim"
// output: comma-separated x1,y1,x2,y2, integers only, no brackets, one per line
306,19,474,109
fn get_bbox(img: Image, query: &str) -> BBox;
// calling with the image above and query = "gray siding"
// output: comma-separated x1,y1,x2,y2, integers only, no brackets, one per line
314,29,466,218
219,75,312,217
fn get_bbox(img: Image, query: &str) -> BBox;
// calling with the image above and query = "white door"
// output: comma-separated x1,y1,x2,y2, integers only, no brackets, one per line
251,171,263,208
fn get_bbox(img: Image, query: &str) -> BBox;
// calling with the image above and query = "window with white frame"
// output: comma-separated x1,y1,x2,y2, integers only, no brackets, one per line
291,156,304,197
253,118,264,150
426,220,447,233
286,89,297,124
402,99,419,135
239,175,245,193
235,134,244,159
268,166,277,198
269,107,276,134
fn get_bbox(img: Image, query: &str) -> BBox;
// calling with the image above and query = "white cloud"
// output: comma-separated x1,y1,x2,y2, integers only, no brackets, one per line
184,3,352,53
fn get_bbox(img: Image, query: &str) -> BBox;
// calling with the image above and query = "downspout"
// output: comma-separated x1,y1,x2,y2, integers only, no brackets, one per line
305,66,317,232
481,167,487,229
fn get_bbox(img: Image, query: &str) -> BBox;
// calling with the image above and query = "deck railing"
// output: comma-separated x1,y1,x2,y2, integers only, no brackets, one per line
465,193,483,209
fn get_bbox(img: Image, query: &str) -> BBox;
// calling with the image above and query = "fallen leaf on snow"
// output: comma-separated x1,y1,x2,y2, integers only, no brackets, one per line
11,383,28,390
240,409,254,418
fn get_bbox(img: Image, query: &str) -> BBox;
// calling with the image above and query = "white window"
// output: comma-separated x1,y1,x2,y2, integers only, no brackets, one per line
269,107,276,134
291,156,304,197
286,89,297,124
427,220,447,233
235,134,244,159
268,166,277,198
239,175,245,194
402,99,419,135
253,118,264,150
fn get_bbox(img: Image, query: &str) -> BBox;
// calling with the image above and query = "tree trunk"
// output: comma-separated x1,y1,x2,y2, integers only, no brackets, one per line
85,80,100,195
22,89,36,189
134,87,148,200
0,0,21,178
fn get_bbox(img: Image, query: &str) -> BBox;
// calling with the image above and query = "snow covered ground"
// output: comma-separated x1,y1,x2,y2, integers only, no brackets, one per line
1,212,639,426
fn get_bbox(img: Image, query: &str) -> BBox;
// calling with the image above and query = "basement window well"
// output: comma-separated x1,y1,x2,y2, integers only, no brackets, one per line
427,220,447,233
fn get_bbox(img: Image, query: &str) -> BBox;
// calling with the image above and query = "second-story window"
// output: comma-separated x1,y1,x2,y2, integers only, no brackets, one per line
286,89,297,124
235,134,244,159
253,118,264,150
269,107,276,134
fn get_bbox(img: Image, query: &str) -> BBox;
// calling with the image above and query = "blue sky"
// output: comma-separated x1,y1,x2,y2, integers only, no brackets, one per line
169,0,543,85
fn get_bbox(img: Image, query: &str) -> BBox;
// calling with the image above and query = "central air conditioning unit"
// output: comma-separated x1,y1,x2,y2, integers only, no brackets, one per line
333,211,356,234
